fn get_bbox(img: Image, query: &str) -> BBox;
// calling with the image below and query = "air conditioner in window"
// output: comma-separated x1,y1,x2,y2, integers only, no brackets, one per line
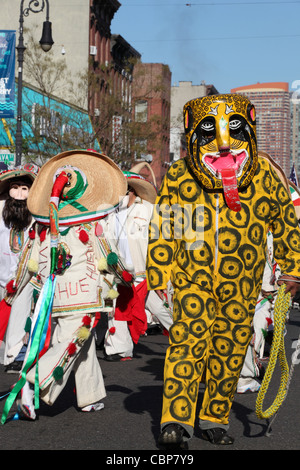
90,46,97,56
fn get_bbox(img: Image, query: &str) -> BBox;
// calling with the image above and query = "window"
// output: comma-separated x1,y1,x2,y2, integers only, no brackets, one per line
31,103,61,137
135,100,148,122
134,138,148,159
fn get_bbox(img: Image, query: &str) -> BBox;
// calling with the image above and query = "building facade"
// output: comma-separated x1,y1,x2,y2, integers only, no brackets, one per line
0,82,99,166
170,81,219,162
132,63,171,188
89,0,141,157
1,0,171,186
231,82,291,176
291,93,300,180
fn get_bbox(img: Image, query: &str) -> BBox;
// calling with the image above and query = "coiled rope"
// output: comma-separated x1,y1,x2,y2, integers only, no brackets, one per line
255,284,291,428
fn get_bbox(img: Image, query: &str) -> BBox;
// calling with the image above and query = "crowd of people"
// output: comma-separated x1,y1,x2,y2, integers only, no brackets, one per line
0,94,300,451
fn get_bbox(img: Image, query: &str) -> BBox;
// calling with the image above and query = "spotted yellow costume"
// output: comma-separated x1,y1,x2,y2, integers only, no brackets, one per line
146,94,300,439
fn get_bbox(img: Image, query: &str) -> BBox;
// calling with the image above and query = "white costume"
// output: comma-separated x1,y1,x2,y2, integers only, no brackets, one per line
0,150,132,423
237,231,280,393
20,224,122,407
0,202,28,294
0,164,39,367
103,183,173,360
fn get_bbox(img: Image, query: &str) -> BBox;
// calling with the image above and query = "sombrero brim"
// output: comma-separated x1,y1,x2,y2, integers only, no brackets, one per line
27,150,127,226
130,162,157,187
126,173,157,204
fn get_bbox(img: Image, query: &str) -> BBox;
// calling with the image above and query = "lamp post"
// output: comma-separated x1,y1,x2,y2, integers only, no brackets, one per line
15,0,54,166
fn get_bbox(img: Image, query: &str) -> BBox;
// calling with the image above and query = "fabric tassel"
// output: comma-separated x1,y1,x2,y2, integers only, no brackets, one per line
97,257,108,272
107,252,118,266
53,366,64,382
106,288,119,300
28,259,39,274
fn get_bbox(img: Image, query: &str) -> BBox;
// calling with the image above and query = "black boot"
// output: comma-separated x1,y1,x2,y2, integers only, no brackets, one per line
158,423,188,450
201,427,234,445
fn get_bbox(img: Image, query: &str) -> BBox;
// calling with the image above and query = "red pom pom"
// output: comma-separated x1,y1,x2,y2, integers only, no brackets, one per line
67,342,77,356
109,327,116,334
79,229,89,243
39,227,47,242
6,280,17,294
29,227,35,239
122,270,133,282
82,315,91,327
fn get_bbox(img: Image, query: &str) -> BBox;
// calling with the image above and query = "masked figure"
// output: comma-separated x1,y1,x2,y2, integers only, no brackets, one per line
1,150,134,423
146,94,300,448
0,164,39,372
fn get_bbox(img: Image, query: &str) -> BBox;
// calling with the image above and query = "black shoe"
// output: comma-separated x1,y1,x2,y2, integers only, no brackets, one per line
146,324,163,335
201,427,234,445
158,424,188,450
5,361,22,374
104,353,133,362
103,353,123,362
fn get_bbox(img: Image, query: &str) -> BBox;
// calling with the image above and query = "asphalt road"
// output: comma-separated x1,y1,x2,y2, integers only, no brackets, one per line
1,308,300,456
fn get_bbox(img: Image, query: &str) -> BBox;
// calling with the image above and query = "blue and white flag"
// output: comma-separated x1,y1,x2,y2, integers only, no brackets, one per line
0,31,16,118
289,163,299,187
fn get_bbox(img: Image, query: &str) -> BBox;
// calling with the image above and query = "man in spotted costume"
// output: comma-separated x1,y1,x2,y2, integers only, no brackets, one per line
146,94,300,448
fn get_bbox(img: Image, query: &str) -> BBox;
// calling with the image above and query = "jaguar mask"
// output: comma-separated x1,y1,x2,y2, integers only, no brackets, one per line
183,94,257,211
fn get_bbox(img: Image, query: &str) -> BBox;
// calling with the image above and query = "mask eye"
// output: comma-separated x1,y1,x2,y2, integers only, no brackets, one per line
229,117,247,141
229,119,242,131
199,118,215,144
201,121,215,132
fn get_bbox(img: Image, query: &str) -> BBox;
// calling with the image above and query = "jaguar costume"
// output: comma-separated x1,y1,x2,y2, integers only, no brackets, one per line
146,94,300,448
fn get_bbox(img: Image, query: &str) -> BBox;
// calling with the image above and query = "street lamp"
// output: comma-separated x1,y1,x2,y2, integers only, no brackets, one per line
15,0,54,166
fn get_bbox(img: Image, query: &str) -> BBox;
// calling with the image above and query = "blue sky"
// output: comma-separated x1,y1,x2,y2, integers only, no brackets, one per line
111,0,300,95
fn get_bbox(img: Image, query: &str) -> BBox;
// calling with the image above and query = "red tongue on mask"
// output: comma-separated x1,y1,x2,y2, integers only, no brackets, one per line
220,168,241,212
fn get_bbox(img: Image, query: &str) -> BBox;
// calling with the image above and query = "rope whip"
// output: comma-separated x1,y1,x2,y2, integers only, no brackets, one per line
255,284,292,435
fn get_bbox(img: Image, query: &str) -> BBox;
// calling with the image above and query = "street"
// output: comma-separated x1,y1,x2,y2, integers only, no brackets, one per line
0,308,300,454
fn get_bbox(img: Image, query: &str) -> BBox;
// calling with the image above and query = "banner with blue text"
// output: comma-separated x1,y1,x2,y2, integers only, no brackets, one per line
0,31,16,118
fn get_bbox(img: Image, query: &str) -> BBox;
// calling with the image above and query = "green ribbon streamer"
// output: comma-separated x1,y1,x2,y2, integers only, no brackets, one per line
1,275,56,424
58,170,88,213
50,246,57,275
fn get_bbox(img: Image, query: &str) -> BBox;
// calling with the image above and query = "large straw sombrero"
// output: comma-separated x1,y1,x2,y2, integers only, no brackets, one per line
123,170,157,204
27,149,127,227
0,163,39,199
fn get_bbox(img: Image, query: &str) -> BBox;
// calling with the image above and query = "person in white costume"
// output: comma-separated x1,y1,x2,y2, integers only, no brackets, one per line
0,163,39,372
103,166,173,361
0,150,134,423
237,230,280,393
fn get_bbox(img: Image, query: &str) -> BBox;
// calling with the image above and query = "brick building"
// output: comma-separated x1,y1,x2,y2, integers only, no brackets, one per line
1,0,171,184
132,63,171,188
89,0,141,158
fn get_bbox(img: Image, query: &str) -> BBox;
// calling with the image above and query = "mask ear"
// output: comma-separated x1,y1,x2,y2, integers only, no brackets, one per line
184,106,193,134
247,104,256,125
